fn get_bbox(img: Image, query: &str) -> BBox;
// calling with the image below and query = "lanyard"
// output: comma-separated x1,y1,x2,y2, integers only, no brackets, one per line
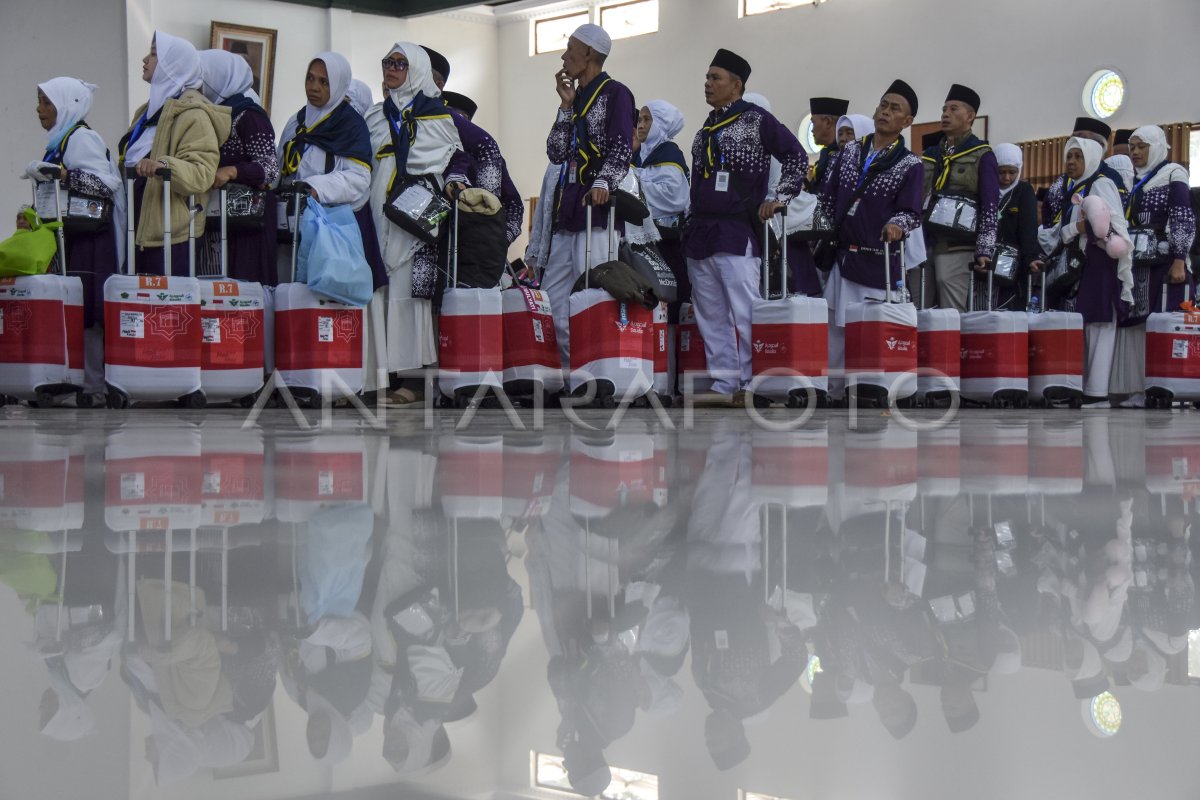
701,111,743,178
932,143,991,191
1054,176,1092,227
1125,163,1165,220
121,112,152,163
44,123,85,164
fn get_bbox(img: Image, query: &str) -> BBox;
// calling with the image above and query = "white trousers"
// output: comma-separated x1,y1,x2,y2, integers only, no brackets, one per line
687,243,759,395
823,264,877,395
1084,320,1117,397
542,228,617,369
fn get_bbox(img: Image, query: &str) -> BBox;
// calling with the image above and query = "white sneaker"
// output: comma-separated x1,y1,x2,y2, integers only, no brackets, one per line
1118,393,1145,409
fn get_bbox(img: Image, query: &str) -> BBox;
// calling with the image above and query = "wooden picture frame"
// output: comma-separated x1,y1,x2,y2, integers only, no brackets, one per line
213,703,279,779
209,21,277,115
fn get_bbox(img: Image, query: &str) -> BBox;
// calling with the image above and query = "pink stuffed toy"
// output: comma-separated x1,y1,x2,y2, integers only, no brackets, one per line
1074,194,1131,258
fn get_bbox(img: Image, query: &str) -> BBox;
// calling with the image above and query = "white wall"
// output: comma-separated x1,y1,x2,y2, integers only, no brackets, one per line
0,0,130,220
496,0,1200,253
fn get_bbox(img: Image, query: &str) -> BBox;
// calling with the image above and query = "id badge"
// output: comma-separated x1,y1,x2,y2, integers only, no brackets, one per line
714,171,730,193
567,160,578,184
848,198,861,217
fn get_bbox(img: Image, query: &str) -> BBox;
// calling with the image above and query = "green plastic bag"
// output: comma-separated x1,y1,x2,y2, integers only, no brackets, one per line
0,209,62,277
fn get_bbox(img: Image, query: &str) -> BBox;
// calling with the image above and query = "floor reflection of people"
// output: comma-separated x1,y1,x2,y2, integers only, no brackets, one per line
686,430,806,770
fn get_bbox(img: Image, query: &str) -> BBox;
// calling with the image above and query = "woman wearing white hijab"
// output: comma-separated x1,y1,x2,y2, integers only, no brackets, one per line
196,49,279,285
835,114,874,148
118,31,230,275
990,143,1041,309
347,79,376,117
365,42,463,405
633,99,691,319
1110,125,1197,406
1055,137,1133,406
25,77,125,402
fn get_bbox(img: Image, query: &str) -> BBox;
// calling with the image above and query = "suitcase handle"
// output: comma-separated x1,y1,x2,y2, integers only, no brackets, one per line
451,190,460,288
761,206,789,300
121,165,175,275
34,176,69,275
883,239,904,304
583,198,617,290
219,187,228,280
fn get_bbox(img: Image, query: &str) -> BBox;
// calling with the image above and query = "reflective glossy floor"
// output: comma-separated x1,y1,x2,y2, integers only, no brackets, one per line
1,407,1198,800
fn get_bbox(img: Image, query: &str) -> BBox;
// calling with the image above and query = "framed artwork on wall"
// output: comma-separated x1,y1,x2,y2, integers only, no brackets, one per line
210,21,277,114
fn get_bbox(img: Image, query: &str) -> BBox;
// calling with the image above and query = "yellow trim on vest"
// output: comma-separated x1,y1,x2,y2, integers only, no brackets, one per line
931,143,992,191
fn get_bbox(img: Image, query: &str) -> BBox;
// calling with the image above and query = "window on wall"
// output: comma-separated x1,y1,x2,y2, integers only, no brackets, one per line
797,114,818,154
1082,68,1125,120
600,0,659,40
742,0,824,16
533,752,659,799
742,793,799,800
534,10,590,55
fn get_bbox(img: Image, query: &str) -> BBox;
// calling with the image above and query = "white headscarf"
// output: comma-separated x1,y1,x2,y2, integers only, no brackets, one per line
994,143,1023,199
146,31,202,119
386,43,440,108
197,49,253,105
743,92,771,113
38,77,96,154
306,51,353,125
1064,136,1103,183
640,100,685,162
126,31,203,164
837,114,874,142
1131,125,1170,177
348,79,375,116
1105,155,1134,193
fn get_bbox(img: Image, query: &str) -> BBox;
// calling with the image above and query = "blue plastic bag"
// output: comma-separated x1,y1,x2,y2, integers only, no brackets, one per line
296,199,372,307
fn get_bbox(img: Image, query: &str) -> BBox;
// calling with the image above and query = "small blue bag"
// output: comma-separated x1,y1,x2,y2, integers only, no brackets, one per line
296,200,372,307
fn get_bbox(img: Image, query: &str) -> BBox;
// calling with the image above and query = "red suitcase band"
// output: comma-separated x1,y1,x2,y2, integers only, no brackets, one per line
103,301,201,368
275,308,362,371
1028,329,1084,377
845,321,918,372
0,298,67,365
960,332,1030,379
750,322,829,375
440,313,504,372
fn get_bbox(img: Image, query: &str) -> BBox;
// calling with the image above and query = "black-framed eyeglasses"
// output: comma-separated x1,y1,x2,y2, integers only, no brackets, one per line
381,58,409,71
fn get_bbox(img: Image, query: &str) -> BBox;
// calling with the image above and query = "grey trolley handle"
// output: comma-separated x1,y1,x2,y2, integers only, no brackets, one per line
583,199,617,290
124,166,137,275
761,207,790,300
280,182,312,284
219,188,229,279
37,167,68,272
1162,279,1193,313
883,240,905,304
452,188,460,288
159,168,173,276
187,195,201,278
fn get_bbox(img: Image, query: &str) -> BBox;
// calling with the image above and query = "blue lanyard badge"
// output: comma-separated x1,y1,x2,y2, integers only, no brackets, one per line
858,148,881,189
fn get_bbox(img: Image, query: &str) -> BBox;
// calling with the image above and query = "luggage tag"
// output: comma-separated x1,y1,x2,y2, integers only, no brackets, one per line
847,198,861,217
714,153,730,193
567,159,578,185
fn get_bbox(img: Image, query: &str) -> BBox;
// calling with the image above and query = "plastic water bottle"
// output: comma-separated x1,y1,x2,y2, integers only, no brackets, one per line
896,280,911,304
1027,294,1040,313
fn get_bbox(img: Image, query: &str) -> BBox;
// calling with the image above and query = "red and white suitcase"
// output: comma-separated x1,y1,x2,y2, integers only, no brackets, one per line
1027,274,1084,407
1028,418,1084,496
199,188,267,405
0,429,84,533
273,186,363,407
677,302,711,395
104,426,203,533
273,435,366,522
750,426,829,509
438,434,505,519
749,211,828,408
104,167,204,408
959,272,1028,407
440,200,503,404
501,433,563,519
502,286,564,400
569,431,661,518
1146,284,1200,407
0,275,85,406
844,242,917,405
568,203,653,405
199,425,267,528
913,268,960,405
0,174,87,407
